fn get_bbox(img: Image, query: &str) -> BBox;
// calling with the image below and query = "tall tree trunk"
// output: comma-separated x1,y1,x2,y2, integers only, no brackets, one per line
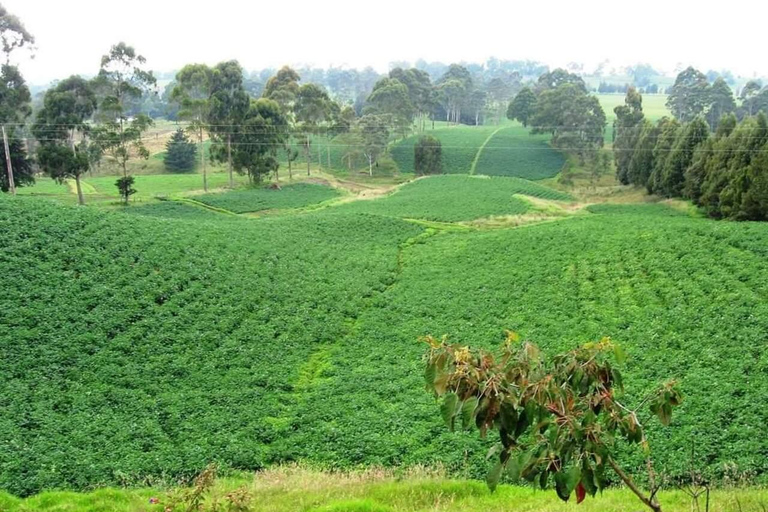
318,145,322,170
200,128,207,192
368,154,373,176
227,134,233,188
306,134,311,176
327,146,331,169
2,126,15,195
288,158,293,180
75,173,85,206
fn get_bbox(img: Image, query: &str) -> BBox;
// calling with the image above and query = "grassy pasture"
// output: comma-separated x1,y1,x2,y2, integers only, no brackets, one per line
1,467,766,512
329,175,570,222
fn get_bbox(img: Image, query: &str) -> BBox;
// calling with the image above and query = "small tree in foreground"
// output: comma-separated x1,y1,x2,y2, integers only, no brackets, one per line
115,175,136,203
423,332,682,512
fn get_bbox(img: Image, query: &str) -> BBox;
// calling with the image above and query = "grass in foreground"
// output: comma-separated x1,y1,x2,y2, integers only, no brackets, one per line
1,466,765,512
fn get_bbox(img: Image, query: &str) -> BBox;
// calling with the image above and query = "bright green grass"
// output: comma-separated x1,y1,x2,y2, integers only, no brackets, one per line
473,125,565,179
329,175,570,222
195,183,342,214
390,125,502,175
0,468,765,512
82,173,247,200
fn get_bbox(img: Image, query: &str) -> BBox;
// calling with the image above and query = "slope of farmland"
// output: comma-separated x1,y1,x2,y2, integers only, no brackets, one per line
329,175,570,222
473,125,565,179
287,203,768,482
195,183,342,213
390,125,499,174
1,194,768,496
0,197,421,496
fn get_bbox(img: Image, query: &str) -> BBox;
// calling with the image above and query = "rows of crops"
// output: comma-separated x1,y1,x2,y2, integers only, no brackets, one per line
330,175,570,222
2,193,767,495
287,203,768,483
390,125,500,175
473,125,565,179
0,197,421,496
195,183,342,214
120,200,243,221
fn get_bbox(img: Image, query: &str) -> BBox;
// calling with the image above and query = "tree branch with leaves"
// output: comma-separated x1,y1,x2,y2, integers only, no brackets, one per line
423,331,682,512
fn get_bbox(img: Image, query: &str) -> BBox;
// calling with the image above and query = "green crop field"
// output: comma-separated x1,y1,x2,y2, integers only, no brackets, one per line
389,123,564,180
195,182,342,213
330,175,570,222
390,125,501,175
3,185,767,499
472,125,566,179
120,200,245,221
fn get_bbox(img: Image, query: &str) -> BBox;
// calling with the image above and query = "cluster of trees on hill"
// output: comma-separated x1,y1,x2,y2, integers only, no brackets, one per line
508,69,607,162
615,81,768,220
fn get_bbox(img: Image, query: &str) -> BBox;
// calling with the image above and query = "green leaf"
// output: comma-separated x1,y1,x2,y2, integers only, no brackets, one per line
487,461,503,493
565,466,581,495
441,393,459,430
554,471,570,502
539,469,549,490
461,397,479,430
424,362,436,391
506,456,521,482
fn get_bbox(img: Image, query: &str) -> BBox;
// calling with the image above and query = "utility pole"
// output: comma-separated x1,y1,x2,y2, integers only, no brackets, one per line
2,126,15,195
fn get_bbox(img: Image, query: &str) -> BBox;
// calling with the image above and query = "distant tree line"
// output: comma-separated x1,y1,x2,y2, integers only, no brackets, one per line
615,72,768,220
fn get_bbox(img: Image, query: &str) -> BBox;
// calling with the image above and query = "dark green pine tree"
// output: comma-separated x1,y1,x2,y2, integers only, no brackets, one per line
659,117,709,198
414,135,442,175
164,129,197,172
0,137,34,192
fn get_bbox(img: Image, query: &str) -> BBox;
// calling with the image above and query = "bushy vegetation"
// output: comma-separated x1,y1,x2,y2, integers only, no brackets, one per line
332,175,569,222
284,204,768,488
195,182,341,213
473,126,565,179
0,196,420,496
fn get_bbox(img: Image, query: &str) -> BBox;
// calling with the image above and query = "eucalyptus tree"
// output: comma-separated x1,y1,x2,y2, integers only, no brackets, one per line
295,83,331,175
0,3,35,63
0,4,34,194
90,42,156,202
357,114,389,176
613,87,645,184
666,67,709,122
32,76,97,204
230,98,287,183
172,64,213,191
366,77,414,137
208,61,250,188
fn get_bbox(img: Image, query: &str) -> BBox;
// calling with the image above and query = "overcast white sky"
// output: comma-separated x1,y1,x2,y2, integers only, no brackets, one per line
7,0,768,85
